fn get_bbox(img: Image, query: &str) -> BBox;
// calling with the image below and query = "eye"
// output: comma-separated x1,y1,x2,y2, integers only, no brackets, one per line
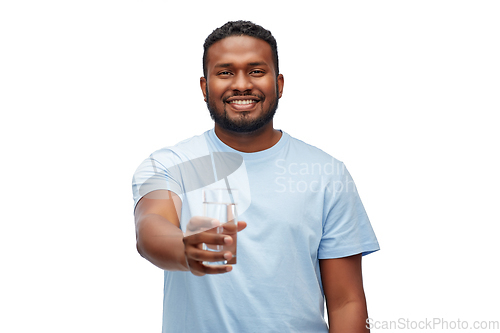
217,71,232,76
250,70,265,74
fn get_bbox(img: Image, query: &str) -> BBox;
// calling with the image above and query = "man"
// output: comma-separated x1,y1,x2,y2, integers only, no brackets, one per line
132,20,379,333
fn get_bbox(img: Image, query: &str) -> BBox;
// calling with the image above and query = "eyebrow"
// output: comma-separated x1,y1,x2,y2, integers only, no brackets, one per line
214,62,268,68
215,63,232,68
248,62,267,67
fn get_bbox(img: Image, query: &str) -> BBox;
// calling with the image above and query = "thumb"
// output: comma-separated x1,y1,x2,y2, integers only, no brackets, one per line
185,216,221,236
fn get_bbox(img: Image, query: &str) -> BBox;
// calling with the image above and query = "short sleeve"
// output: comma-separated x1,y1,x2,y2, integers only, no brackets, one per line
318,163,379,259
131,151,184,211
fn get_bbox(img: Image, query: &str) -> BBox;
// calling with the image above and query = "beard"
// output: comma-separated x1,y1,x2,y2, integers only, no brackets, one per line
206,86,279,133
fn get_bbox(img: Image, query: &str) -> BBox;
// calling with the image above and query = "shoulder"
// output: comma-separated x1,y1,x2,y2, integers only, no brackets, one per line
149,130,212,164
284,132,344,167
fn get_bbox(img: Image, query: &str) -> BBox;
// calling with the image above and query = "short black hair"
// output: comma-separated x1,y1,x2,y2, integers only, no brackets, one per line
203,20,279,78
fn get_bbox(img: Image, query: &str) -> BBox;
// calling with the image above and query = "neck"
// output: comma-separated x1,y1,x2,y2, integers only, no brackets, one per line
214,122,282,153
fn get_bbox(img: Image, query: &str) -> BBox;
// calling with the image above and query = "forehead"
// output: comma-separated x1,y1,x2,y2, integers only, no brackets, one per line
206,35,274,71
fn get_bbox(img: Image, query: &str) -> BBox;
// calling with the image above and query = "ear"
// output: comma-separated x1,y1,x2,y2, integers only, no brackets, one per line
277,74,284,99
200,77,207,102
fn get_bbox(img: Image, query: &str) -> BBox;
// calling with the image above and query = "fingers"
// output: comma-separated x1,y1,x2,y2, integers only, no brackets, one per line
184,242,234,276
187,246,233,262
188,260,233,276
237,221,247,232
184,229,232,246
183,229,231,276
183,217,247,276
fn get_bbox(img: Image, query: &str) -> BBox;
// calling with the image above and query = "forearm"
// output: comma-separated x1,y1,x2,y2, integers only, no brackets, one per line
136,213,189,271
328,300,369,333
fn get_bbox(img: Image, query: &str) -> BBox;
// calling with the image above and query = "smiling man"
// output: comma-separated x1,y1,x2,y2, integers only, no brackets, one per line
132,21,379,333
202,33,284,152
202,34,283,138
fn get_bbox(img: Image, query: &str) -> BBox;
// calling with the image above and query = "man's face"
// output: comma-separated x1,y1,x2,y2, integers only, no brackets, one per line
201,35,284,133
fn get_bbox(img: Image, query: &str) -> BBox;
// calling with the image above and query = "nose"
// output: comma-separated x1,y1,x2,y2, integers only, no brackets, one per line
231,71,253,92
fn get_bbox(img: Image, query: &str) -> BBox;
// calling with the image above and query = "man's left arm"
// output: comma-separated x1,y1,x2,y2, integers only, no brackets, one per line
320,253,370,333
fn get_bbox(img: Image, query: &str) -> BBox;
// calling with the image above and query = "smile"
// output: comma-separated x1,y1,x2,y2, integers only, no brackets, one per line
229,100,257,105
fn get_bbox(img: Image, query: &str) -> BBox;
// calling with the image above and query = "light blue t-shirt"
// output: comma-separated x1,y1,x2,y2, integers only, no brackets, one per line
132,129,379,333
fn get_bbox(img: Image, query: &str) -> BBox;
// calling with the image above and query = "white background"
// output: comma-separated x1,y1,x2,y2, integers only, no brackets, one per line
1,1,499,332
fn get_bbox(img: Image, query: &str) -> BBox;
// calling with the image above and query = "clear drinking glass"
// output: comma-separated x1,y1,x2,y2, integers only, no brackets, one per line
202,188,238,265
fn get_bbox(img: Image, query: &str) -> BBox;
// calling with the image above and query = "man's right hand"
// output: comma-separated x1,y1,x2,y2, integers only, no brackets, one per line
135,190,247,274
183,216,247,276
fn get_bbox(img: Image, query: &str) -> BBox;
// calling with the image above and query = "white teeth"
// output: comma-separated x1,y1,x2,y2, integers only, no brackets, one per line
229,100,256,105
